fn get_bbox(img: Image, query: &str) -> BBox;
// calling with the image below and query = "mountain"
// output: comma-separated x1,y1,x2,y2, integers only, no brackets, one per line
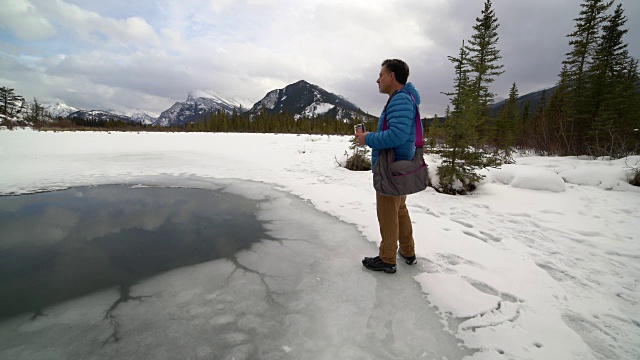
66,110,135,123
42,101,156,124
47,102,78,118
128,111,156,125
491,86,557,117
248,80,368,121
155,90,247,127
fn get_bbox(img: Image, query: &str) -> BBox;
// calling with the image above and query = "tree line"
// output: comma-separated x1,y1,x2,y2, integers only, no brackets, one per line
183,107,377,136
0,88,378,136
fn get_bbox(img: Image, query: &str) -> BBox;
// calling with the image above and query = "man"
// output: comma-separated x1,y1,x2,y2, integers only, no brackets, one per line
355,59,420,274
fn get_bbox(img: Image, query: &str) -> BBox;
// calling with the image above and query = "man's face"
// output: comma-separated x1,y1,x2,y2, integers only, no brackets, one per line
377,66,393,95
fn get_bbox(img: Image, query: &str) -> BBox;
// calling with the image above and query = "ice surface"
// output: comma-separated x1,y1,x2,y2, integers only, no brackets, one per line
0,178,472,359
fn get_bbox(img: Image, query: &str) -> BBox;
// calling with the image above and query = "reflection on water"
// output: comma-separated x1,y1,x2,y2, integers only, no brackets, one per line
0,185,266,319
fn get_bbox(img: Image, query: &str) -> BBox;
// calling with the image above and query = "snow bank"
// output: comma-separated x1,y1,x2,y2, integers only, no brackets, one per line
414,273,501,317
485,164,566,192
516,155,640,192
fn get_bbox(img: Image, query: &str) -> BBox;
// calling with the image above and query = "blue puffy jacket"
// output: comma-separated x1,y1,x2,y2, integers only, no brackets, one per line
365,82,421,171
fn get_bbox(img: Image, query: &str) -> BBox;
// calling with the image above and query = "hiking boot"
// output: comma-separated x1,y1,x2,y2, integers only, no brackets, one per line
398,250,417,265
362,256,397,274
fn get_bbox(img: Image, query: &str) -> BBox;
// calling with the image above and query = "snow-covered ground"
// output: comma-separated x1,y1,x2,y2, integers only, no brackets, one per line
0,129,638,359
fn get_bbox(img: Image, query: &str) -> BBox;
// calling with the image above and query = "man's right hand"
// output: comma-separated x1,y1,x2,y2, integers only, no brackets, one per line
355,131,369,146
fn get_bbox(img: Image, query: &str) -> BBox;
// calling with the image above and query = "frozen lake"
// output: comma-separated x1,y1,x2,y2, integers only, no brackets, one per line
0,185,265,319
0,178,472,359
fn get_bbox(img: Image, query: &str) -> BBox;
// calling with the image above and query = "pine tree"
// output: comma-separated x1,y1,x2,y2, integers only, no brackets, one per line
531,89,549,152
0,86,25,118
464,0,505,146
27,98,46,126
588,3,639,157
494,83,519,162
559,0,613,153
436,0,505,194
426,114,444,150
0,86,14,116
562,0,613,85
518,100,532,149
438,41,484,194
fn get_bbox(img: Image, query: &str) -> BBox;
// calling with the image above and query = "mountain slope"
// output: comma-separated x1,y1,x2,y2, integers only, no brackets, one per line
66,110,135,123
248,80,367,121
155,90,247,127
491,87,556,117
128,111,158,125
47,102,78,118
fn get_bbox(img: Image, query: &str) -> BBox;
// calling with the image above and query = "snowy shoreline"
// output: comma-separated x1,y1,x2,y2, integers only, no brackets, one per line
1,129,639,359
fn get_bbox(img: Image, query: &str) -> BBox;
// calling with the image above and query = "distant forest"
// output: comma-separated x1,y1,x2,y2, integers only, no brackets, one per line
1,107,380,137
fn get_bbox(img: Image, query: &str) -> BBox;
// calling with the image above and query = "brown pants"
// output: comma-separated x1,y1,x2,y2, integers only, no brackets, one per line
376,192,415,264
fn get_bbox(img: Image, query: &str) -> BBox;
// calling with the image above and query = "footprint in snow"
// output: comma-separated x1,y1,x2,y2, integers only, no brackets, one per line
464,278,523,303
479,231,502,242
434,253,484,268
410,204,441,218
540,209,564,215
452,218,474,228
463,230,490,243
507,212,532,218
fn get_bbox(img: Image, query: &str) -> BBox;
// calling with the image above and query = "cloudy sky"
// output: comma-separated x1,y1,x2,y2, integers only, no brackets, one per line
1,0,639,117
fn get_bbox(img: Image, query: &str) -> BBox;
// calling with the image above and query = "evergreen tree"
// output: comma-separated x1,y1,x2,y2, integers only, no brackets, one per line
464,0,504,145
437,0,505,194
559,0,613,153
553,0,639,157
494,83,519,162
562,0,613,85
0,86,14,116
548,82,574,155
438,41,484,194
27,98,46,126
426,114,444,150
0,86,26,118
531,89,549,153
518,100,532,149
587,3,639,157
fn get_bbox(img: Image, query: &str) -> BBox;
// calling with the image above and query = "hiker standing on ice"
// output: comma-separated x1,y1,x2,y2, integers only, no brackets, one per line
355,59,420,273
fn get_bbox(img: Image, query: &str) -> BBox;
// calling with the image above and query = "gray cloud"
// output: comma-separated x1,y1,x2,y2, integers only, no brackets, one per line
1,0,638,117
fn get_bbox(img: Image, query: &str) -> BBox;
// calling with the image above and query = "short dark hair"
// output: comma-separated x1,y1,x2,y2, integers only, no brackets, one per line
381,59,410,85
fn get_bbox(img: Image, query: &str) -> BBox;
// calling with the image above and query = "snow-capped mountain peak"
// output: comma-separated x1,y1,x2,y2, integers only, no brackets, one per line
47,102,78,118
187,89,252,110
155,90,249,127
249,80,365,122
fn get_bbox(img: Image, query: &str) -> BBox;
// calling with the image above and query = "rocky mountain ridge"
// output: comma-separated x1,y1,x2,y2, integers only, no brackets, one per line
43,82,566,127
248,80,365,122
51,80,369,127
154,90,249,127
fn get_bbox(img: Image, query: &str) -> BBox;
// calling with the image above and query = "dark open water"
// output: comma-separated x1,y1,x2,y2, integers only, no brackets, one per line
0,185,266,319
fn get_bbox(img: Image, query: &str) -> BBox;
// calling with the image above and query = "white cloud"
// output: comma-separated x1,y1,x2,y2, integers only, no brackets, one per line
209,0,236,14
1,0,639,116
0,0,57,40
29,0,160,47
